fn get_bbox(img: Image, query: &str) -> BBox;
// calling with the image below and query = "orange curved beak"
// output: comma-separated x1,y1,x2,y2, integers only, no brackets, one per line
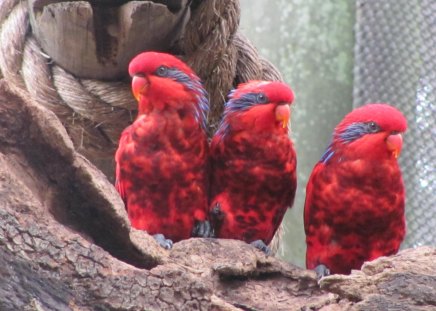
131,75,148,102
275,104,291,128
386,133,403,158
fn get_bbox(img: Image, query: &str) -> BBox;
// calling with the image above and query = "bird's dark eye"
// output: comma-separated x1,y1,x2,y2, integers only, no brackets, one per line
367,121,380,133
256,93,267,103
156,66,169,77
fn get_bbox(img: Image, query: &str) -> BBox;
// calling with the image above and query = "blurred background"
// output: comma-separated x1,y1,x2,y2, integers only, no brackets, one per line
240,0,435,268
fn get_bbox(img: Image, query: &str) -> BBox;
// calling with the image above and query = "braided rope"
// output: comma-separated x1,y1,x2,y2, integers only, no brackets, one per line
182,0,282,133
182,0,240,133
0,0,282,173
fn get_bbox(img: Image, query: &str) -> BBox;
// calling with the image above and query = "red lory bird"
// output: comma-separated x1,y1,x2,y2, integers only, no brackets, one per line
115,52,211,249
209,81,297,254
304,103,407,278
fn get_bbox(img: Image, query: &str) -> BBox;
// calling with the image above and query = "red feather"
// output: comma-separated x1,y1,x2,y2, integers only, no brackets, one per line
115,52,209,242
209,81,297,245
305,103,407,274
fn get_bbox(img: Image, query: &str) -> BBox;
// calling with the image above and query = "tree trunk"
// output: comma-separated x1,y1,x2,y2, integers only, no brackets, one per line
0,80,435,310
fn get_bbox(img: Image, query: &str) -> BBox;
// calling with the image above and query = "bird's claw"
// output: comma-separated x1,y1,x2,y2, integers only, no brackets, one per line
210,203,225,221
192,220,215,238
250,239,272,256
314,264,330,280
209,202,225,236
153,234,173,250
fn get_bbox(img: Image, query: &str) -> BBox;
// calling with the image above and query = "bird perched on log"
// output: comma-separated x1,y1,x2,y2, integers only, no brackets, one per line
115,52,211,249
304,103,407,278
209,81,297,254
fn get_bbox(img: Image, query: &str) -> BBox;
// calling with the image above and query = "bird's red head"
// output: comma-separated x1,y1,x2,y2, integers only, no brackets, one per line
128,52,207,121
128,52,196,82
219,80,295,134
333,103,407,160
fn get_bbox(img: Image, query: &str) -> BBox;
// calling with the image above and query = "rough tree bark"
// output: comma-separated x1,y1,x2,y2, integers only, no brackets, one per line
0,81,435,310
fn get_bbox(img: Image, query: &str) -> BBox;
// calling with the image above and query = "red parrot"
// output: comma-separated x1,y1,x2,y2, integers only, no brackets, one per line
304,103,407,277
209,81,297,254
115,52,211,249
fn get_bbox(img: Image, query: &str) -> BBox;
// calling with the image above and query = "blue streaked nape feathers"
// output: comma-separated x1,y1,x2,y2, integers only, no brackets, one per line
337,122,380,143
213,91,269,139
320,146,335,163
166,67,209,131
320,121,380,164
226,92,268,113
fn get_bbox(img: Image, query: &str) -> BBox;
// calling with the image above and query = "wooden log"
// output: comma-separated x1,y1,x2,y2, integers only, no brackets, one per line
1,80,435,310
28,0,190,79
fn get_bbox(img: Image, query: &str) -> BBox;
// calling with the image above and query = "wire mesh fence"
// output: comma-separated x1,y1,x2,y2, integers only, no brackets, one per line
353,0,436,247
